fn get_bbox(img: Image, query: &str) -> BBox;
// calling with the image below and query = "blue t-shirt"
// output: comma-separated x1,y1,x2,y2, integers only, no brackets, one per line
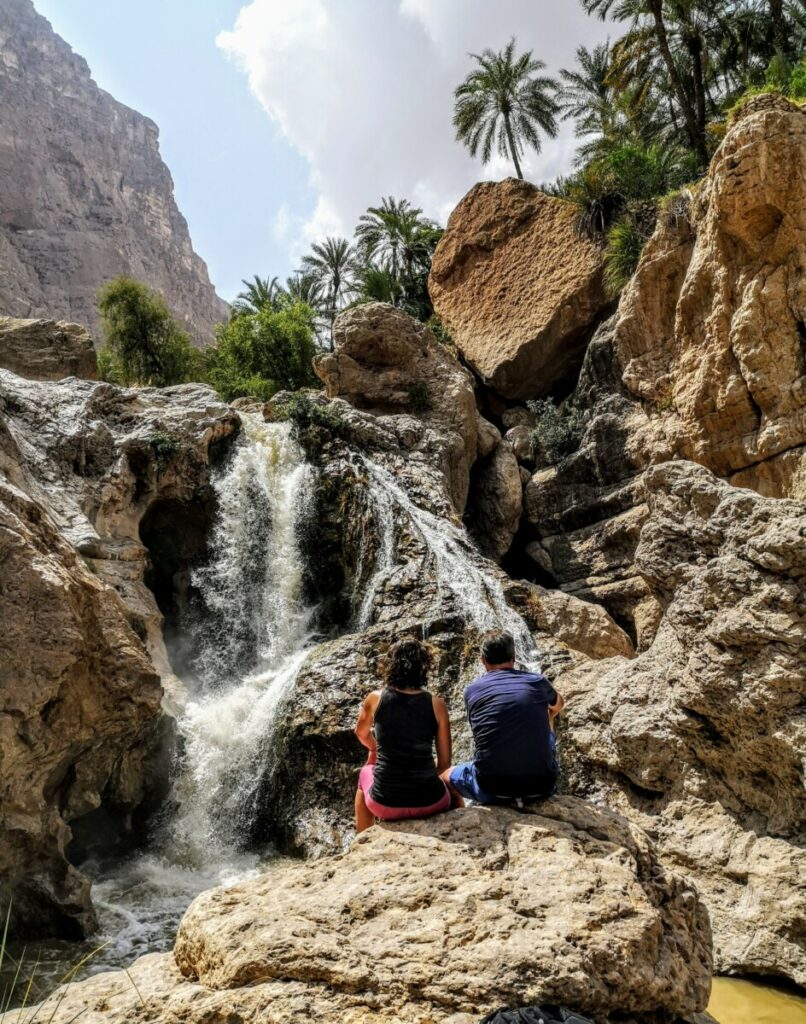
465,669,558,795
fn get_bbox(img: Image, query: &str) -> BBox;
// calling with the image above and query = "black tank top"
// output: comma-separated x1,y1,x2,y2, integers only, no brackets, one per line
370,688,446,808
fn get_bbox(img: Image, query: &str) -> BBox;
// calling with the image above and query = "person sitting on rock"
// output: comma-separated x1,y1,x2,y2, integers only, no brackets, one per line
354,637,454,832
441,630,563,807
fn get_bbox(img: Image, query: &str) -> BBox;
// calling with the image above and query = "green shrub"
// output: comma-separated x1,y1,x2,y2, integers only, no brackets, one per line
604,216,646,296
149,432,180,472
273,392,345,435
790,58,806,99
527,397,585,466
204,301,320,403
765,53,792,91
97,277,201,388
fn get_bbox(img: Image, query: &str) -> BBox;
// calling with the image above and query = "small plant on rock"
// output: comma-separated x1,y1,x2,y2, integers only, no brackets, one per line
406,381,432,413
527,397,585,466
149,432,180,472
275,393,346,436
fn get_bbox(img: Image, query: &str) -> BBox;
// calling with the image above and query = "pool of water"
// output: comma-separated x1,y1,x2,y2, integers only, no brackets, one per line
708,977,806,1023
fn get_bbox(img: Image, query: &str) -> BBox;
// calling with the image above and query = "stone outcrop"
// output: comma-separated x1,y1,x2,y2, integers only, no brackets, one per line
429,179,612,400
523,95,806,640
0,369,238,937
468,438,523,560
314,302,478,512
561,461,806,985
0,317,97,380
0,0,228,343
11,801,713,1024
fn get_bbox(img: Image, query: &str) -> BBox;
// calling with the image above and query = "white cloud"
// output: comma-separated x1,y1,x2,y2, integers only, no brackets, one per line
218,1,607,260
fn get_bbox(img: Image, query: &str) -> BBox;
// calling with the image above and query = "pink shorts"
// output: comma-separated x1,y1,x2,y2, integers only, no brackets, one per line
358,764,451,821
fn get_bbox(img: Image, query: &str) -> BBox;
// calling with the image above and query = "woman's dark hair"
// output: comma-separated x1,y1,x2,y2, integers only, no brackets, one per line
384,638,432,690
481,630,515,666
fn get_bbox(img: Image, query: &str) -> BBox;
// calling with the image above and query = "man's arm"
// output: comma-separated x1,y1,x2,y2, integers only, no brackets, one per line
354,692,380,764
548,690,565,729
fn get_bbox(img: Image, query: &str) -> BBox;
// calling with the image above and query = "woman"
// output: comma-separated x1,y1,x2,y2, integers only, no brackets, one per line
354,638,455,832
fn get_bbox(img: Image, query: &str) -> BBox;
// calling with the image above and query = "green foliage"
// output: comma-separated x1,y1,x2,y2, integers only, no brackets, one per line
527,397,585,466
454,37,559,179
97,345,126,385
232,274,285,318
149,432,180,472
97,277,201,387
604,215,647,296
205,301,320,402
406,381,432,413
790,57,806,98
765,52,792,90
272,392,346,435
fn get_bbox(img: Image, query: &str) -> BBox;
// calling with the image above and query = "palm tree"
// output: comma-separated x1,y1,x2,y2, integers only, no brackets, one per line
453,37,559,179
232,274,283,317
301,237,356,349
355,198,442,284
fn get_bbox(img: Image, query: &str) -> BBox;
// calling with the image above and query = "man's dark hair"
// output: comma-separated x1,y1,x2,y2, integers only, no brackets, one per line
384,638,432,690
481,630,515,666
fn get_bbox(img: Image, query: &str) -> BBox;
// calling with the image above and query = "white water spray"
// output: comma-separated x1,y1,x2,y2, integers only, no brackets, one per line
168,415,317,859
358,456,539,667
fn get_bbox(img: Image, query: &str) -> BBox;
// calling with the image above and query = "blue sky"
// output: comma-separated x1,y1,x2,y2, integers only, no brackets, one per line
33,1,607,303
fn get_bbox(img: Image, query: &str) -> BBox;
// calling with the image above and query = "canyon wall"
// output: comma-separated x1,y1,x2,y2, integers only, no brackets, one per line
0,0,228,344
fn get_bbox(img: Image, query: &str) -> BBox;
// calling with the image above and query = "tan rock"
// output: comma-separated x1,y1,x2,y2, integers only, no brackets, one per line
475,411,501,457
15,800,711,1024
0,370,238,936
617,94,806,485
468,439,523,560
429,179,611,400
505,424,534,464
561,460,806,984
315,303,478,512
0,317,97,380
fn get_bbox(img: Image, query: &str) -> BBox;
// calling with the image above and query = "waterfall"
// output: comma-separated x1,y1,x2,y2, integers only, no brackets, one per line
167,414,317,860
357,456,539,668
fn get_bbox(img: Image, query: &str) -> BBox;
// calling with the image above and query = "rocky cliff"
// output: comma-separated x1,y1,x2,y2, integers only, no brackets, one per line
0,0,229,343
0,369,238,936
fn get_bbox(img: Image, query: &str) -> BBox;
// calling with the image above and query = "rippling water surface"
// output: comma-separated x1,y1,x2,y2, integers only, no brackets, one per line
708,977,806,1023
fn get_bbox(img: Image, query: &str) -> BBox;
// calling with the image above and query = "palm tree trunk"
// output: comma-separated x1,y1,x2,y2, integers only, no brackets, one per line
503,112,524,179
647,0,707,163
769,0,786,56
685,31,707,149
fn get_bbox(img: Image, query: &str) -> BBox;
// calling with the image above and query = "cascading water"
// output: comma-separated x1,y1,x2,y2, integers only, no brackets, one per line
168,415,317,858
27,416,318,984
356,455,539,667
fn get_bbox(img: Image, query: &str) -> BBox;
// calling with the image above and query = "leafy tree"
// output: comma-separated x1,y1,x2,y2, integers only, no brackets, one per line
97,277,200,387
232,275,285,318
301,237,356,348
453,37,559,179
204,301,319,402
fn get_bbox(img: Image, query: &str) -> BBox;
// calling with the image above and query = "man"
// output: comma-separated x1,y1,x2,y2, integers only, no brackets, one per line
441,630,564,805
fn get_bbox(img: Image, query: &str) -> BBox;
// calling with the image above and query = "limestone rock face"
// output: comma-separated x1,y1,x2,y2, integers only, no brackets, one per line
16,801,713,1024
468,439,523,560
0,317,97,380
524,97,806,637
429,179,612,400
314,303,478,512
0,370,238,937
561,461,806,985
0,0,228,342
616,95,806,485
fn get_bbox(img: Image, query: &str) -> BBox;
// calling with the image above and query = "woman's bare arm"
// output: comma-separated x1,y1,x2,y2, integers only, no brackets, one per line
354,691,380,764
433,695,453,774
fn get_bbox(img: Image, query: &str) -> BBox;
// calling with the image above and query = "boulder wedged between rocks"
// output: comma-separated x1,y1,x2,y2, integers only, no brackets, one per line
0,316,97,380
9,799,713,1024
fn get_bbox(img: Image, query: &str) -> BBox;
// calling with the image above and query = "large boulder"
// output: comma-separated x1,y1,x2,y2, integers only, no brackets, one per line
315,303,478,513
0,370,238,937
429,180,612,400
468,438,523,560
0,316,97,380
11,801,713,1024
561,460,806,985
